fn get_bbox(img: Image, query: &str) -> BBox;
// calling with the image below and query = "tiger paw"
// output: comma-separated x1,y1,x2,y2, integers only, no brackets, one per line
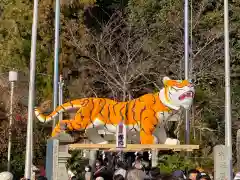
164,138,180,145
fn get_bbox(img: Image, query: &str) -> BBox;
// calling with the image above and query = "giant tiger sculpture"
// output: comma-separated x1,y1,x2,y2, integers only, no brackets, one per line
35,77,195,145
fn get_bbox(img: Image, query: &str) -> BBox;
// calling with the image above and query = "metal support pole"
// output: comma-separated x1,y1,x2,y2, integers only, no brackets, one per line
7,82,14,171
52,0,60,130
184,0,190,145
7,71,17,171
24,0,38,178
58,74,64,122
224,0,232,179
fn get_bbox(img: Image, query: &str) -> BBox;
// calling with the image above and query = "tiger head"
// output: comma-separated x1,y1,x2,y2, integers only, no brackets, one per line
159,76,195,110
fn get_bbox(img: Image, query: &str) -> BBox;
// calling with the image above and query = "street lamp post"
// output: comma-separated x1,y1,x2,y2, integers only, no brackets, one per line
184,0,190,146
24,0,38,178
224,0,232,179
7,71,18,171
53,0,60,130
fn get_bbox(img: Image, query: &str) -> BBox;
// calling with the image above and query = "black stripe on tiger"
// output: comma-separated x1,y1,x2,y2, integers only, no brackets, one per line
60,105,66,111
131,100,138,125
125,102,129,122
99,98,106,119
89,99,95,128
139,106,146,131
80,99,89,107
152,94,156,104
113,102,118,116
107,104,114,124
69,101,74,108
119,104,125,122
149,105,158,121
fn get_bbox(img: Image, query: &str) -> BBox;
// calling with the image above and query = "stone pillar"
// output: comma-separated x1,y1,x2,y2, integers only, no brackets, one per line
55,133,74,180
57,145,71,180
46,139,59,180
46,133,74,180
237,130,240,170
214,145,228,180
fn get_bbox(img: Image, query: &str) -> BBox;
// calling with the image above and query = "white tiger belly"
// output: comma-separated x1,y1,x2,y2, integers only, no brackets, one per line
98,123,141,134
86,118,141,134
86,118,164,144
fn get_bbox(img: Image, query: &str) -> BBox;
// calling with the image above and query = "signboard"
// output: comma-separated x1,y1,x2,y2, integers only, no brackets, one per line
116,122,127,148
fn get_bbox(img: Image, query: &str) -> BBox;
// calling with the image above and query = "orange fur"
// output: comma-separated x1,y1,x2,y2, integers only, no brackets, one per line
36,93,170,144
35,78,194,144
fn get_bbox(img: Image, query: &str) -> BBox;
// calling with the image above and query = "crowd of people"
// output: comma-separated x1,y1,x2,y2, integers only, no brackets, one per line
77,157,213,180
1,154,240,180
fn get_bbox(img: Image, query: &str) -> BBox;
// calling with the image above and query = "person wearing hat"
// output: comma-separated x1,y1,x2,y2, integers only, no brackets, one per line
196,172,211,180
172,170,187,179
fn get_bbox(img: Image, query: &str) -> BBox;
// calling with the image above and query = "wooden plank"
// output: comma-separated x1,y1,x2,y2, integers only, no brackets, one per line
103,148,195,152
68,144,199,151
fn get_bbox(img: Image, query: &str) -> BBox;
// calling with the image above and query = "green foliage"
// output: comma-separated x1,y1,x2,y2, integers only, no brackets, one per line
158,153,213,174
158,154,196,173
0,0,32,71
67,150,89,180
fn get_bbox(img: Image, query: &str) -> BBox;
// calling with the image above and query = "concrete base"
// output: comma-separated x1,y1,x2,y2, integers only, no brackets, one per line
46,133,74,180
57,133,74,180
57,151,71,180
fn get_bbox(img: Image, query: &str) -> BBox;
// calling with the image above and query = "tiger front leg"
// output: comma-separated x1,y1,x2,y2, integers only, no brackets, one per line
140,111,159,144
153,124,180,145
85,127,109,144
140,130,158,144
164,138,180,145
51,120,74,137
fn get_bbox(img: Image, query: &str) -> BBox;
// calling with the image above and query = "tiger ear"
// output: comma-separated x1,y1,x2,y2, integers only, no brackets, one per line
163,76,170,85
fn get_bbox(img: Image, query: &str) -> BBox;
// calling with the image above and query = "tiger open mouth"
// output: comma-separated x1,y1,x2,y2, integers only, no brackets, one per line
179,91,194,100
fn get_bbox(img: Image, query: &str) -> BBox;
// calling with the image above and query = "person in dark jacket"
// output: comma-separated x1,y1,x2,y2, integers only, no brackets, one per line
113,174,125,180
37,176,47,180
93,159,113,180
